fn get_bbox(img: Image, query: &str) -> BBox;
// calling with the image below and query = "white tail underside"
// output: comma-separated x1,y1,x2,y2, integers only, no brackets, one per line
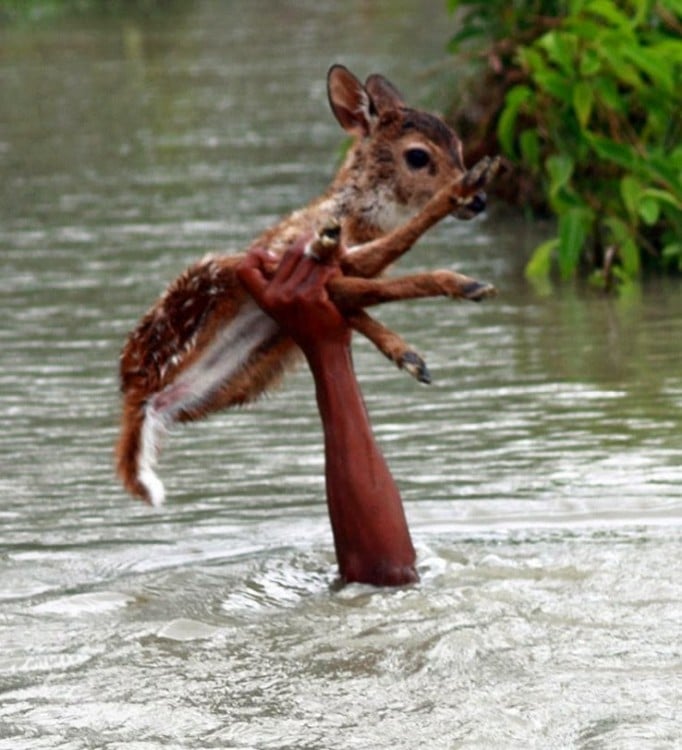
138,300,279,506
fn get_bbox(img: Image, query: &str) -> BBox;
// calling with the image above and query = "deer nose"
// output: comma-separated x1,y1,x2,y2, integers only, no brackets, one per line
468,192,486,214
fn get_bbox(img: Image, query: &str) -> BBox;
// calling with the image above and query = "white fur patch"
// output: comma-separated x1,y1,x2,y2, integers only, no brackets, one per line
371,187,417,233
137,300,279,504
139,466,166,508
138,405,168,507
157,299,278,418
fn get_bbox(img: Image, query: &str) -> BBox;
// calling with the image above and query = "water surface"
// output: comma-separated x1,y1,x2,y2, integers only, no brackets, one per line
1,2,681,748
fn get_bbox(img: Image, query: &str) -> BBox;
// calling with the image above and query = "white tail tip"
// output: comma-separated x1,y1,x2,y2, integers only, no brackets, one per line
139,467,166,507
139,404,168,507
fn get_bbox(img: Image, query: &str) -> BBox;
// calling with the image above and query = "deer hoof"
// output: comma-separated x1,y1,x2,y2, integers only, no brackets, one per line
463,156,491,190
400,351,432,384
464,155,502,191
462,281,497,301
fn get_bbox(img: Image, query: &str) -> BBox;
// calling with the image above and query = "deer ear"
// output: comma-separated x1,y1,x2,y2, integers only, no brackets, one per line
327,64,373,137
364,74,405,115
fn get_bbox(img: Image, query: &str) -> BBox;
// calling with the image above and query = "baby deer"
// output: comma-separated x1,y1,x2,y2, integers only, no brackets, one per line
117,64,501,506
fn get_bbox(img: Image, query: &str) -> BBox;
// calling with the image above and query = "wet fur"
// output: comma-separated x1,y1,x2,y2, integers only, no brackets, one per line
117,64,498,505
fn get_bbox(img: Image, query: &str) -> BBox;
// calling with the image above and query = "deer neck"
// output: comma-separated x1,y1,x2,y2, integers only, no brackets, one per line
256,145,414,252
321,148,415,246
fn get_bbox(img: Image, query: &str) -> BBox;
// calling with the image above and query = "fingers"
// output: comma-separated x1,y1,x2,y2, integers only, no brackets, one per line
235,248,272,300
270,234,332,295
285,250,322,290
272,235,313,284
284,240,342,300
237,233,342,308
297,261,338,300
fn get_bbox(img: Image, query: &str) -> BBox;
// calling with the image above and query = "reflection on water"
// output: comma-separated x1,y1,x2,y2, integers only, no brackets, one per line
1,2,681,748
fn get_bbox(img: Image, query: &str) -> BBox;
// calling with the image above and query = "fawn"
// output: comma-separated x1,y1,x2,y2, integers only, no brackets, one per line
117,64,501,506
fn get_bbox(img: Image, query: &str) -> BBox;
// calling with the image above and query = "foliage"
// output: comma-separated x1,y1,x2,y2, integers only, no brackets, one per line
448,0,682,287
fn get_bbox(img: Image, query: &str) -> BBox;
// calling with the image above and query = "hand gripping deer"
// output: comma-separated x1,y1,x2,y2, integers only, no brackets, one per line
117,64,501,506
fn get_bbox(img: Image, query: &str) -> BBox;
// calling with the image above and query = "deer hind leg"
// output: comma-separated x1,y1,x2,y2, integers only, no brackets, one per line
342,155,502,279
347,310,431,384
330,269,497,310
117,290,283,506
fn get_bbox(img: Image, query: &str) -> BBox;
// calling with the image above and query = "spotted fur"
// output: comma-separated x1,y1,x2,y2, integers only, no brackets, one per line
117,64,494,504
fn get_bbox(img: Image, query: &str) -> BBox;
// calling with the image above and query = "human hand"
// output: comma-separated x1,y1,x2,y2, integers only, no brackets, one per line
238,236,418,587
236,236,352,355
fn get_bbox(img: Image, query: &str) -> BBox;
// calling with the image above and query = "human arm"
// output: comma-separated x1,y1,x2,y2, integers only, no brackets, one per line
236,240,418,586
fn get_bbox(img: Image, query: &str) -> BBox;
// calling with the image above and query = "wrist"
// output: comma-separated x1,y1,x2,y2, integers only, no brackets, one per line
300,336,353,373
304,340,361,424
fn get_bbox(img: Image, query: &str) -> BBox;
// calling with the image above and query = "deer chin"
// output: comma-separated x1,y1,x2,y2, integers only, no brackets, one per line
368,190,423,234
374,188,488,230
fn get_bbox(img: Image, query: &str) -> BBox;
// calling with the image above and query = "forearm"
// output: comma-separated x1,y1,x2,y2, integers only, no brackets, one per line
236,243,417,586
304,342,418,585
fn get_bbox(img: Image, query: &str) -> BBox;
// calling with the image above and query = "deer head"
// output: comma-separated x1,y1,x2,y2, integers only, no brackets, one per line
327,64,486,231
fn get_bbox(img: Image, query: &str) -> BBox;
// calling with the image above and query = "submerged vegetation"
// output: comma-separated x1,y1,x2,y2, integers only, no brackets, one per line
447,0,682,288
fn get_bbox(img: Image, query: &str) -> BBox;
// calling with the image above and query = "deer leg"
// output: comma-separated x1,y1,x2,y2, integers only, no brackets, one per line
347,310,431,385
330,269,497,309
342,155,502,279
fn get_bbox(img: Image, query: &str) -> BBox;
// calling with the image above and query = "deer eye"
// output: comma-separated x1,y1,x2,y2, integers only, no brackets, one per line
404,148,430,169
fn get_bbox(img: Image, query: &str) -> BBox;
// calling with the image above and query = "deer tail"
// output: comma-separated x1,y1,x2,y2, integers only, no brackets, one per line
116,394,167,507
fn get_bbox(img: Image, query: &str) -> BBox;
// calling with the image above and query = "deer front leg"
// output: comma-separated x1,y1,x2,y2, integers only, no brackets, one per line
329,269,497,309
347,310,431,384
342,155,502,279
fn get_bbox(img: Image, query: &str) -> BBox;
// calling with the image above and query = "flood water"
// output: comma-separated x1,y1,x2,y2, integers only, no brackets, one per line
1,2,681,748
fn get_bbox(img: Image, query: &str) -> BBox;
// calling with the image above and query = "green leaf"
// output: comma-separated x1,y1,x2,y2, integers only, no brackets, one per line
587,135,640,171
518,47,546,76
573,81,594,127
619,236,641,276
446,0,679,282
604,215,630,243
598,41,644,88
569,0,589,13
538,30,577,74
558,207,591,278
579,48,602,77
505,84,533,108
662,242,682,270
519,128,541,170
584,0,633,29
525,237,559,279
546,154,575,197
620,175,642,218
533,70,574,100
604,215,641,276
642,188,682,211
656,39,682,65
611,265,640,295
638,197,660,225
591,75,625,113
497,85,532,156
566,16,605,43
623,44,674,93
646,150,682,194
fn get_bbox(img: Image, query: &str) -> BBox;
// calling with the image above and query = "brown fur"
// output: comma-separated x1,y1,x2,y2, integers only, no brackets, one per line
116,64,501,503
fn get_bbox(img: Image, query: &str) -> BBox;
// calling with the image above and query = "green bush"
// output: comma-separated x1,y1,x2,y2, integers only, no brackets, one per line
448,0,682,287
